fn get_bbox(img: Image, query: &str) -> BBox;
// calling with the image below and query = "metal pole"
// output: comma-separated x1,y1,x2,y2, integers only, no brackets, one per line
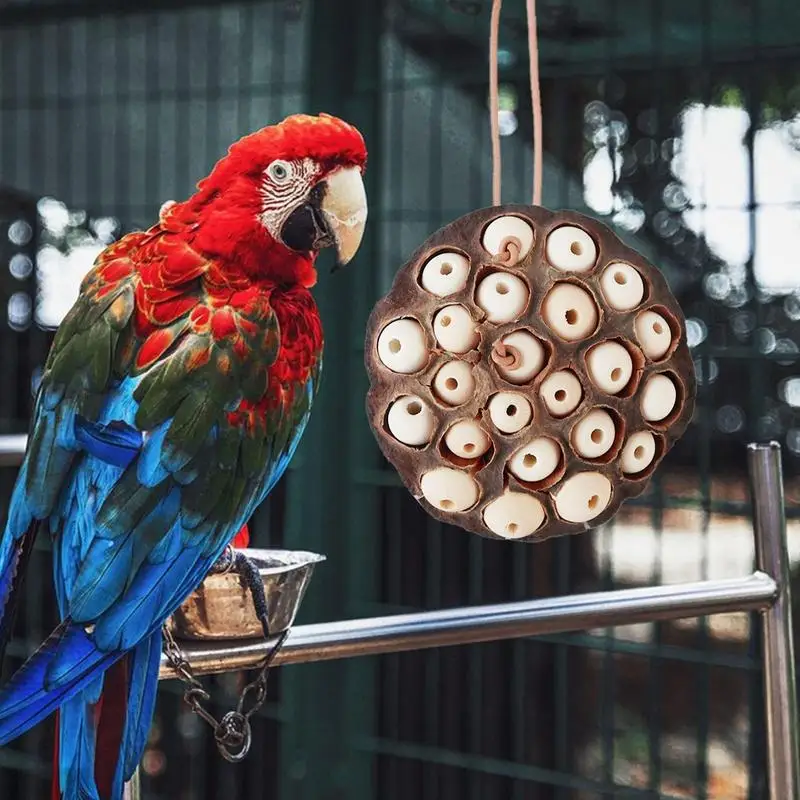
122,767,140,800
749,441,800,799
159,572,777,679
0,434,27,466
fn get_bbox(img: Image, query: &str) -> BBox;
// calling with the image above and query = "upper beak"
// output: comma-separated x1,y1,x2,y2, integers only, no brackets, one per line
319,166,368,269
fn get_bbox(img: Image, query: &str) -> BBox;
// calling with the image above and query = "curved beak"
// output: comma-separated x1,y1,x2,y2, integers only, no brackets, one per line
320,166,368,269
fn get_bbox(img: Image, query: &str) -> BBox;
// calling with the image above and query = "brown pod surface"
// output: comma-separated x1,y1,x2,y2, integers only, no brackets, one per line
365,205,696,542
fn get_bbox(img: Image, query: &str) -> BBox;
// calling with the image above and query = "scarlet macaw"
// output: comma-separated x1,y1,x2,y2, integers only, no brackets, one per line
0,112,368,798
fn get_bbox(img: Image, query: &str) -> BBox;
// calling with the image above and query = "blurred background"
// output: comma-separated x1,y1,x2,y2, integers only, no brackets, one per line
1,0,800,797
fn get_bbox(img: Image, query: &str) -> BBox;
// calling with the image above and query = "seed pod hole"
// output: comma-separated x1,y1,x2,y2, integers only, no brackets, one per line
487,392,533,434
542,282,599,342
386,395,436,447
420,467,480,513
546,225,598,273
620,430,663,477
432,360,476,407
433,305,479,354
540,369,583,417
474,270,530,324
507,436,564,488
600,262,645,311
570,407,624,463
482,215,535,264
640,372,683,426
635,305,679,362
483,491,546,538
551,471,612,523
442,418,492,462
377,318,429,374
584,339,643,397
419,250,471,297
492,330,548,385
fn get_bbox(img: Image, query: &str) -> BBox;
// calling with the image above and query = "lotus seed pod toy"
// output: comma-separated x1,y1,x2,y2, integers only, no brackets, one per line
365,205,695,541
363,0,695,542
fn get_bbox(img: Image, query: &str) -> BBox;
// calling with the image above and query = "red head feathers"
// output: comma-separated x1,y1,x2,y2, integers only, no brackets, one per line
164,113,368,287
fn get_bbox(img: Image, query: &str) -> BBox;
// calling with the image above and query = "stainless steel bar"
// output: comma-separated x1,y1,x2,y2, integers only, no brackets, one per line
0,434,26,466
122,768,140,800
749,441,800,800
158,572,777,679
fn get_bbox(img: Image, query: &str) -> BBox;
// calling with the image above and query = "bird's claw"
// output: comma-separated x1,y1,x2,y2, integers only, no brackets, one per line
211,548,271,640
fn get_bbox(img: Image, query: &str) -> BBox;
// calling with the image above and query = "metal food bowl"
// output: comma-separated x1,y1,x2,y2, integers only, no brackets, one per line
167,548,325,641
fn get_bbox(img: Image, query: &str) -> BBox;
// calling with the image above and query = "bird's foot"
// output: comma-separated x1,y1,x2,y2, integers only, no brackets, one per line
211,546,271,640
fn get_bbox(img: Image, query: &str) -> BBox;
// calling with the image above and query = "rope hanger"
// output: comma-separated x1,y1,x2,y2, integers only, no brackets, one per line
488,0,543,207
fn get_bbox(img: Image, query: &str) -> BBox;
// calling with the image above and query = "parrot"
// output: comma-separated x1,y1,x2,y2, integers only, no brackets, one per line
0,111,368,799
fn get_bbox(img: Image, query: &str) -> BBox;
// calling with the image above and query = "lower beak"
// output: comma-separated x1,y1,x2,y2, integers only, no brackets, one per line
319,166,368,269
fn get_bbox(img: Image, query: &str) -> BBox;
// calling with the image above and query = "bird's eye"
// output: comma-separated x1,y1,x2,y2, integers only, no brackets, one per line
268,161,291,182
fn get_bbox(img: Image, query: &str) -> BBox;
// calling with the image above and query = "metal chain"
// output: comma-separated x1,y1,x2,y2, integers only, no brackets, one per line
162,624,290,763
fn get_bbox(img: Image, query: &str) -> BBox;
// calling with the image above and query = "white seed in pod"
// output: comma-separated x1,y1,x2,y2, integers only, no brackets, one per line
542,282,599,342
546,225,598,273
475,271,529,324
483,491,546,538
492,330,546,384
640,374,677,422
433,305,479,354
444,419,491,459
621,431,657,474
487,392,532,434
386,395,435,447
377,318,429,374
508,437,561,483
600,263,645,311
432,360,475,407
481,215,535,262
420,467,480,513
552,471,612,523
570,409,616,459
420,251,471,297
585,341,634,395
635,310,672,360
540,370,583,417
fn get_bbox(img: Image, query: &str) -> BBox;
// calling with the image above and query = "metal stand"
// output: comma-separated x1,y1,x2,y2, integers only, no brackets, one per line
156,442,800,799
750,442,800,798
0,432,785,797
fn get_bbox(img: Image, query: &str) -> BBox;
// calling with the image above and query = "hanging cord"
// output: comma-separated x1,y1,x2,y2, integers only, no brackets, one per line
489,0,502,206
488,0,543,206
526,0,543,205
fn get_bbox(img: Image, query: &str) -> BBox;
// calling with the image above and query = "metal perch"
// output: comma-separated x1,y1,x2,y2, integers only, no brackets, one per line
0,436,794,797
157,442,798,797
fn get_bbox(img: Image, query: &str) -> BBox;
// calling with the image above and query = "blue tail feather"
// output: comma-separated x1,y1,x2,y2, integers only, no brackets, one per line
59,694,100,800
0,622,118,746
112,631,162,797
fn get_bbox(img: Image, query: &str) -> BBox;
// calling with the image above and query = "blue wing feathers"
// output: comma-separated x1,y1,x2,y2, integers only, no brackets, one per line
0,526,37,663
135,422,170,487
6,462,34,540
94,546,212,651
74,416,141,469
70,487,182,623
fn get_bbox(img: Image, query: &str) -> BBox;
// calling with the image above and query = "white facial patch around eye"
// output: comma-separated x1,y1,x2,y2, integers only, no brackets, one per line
259,157,320,240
